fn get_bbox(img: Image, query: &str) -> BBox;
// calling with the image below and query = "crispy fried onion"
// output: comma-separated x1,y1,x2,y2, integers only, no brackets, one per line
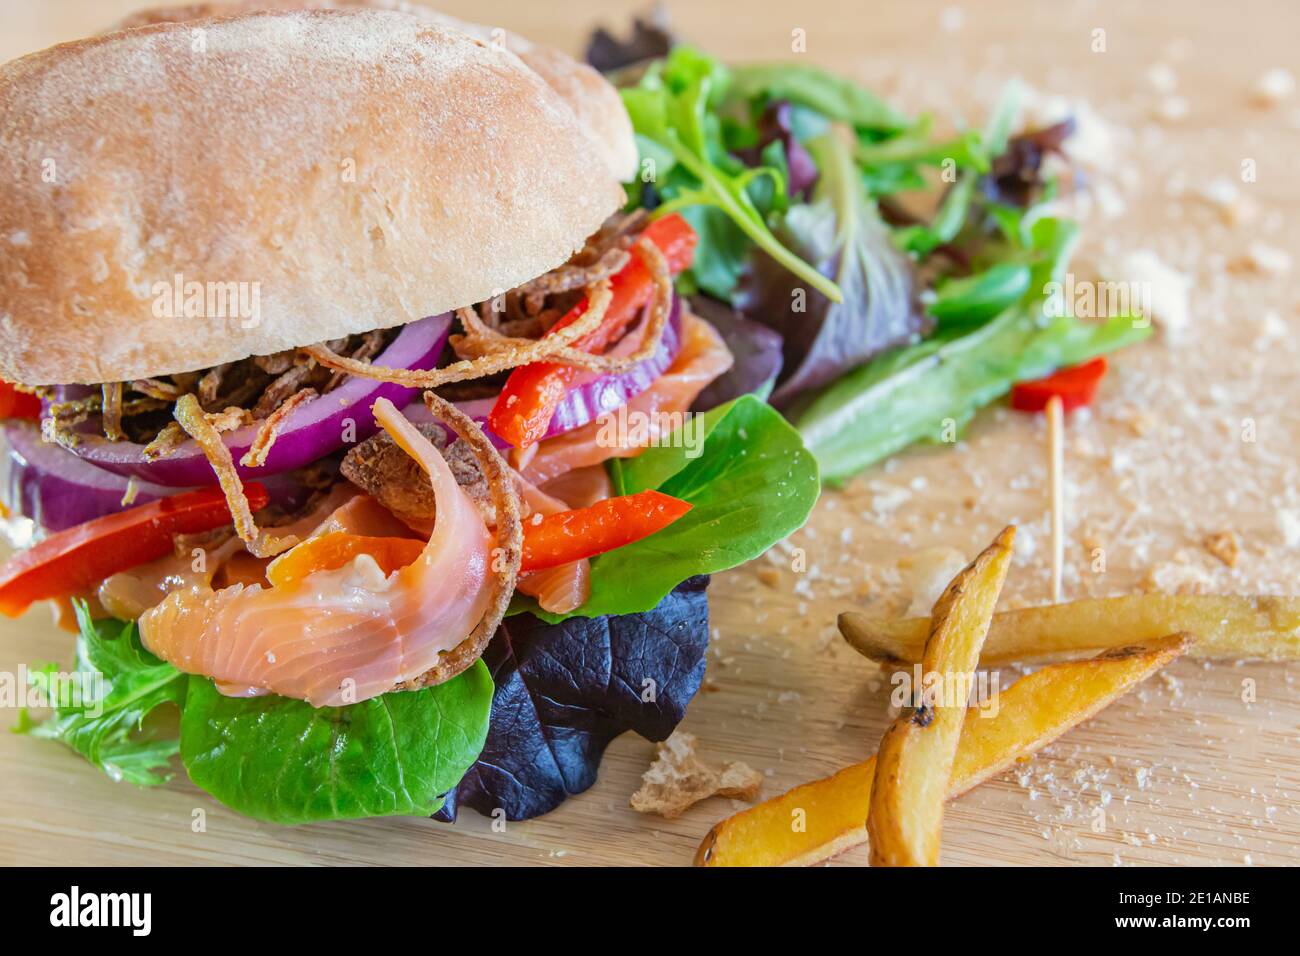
173,394,288,557
239,387,317,469
394,391,522,690
512,246,630,315
303,279,614,388
455,237,673,375
483,210,647,329
101,383,125,442
129,378,186,401
42,394,169,450
142,405,247,462
142,422,187,462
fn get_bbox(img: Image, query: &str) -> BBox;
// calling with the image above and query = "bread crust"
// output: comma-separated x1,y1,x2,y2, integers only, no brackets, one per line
0,8,627,385
112,0,639,181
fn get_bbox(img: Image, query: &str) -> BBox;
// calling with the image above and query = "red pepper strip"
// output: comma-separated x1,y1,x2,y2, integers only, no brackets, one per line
0,381,42,421
259,490,691,587
266,532,425,589
0,484,270,617
519,489,692,573
1010,357,1109,413
488,213,698,449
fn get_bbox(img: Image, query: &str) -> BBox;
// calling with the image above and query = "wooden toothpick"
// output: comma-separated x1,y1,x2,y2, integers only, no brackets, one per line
1046,395,1064,604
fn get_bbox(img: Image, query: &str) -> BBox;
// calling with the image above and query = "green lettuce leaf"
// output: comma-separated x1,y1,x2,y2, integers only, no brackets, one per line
19,604,492,823
726,62,909,132
927,263,1032,328
622,47,843,302
520,395,820,622
179,661,492,825
16,604,185,786
797,308,1152,485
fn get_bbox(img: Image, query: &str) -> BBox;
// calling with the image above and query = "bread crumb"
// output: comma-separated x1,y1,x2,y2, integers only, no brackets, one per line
630,731,763,819
1278,509,1300,548
1146,62,1178,94
1231,241,1292,276
1195,178,1255,226
1104,250,1191,335
869,481,912,516
1115,405,1157,436
1252,68,1295,106
1202,530,1240,567
1139,561,1214,595
1152,96,1189,123
899,547,967,617
757,567,782,589
939,6,964,32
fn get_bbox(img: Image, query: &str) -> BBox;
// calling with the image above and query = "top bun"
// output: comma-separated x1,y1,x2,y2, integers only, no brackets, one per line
112,0,639,182
0,9,628,385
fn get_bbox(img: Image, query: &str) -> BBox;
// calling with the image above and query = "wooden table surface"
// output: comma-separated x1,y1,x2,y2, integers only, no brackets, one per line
3,0,1299,867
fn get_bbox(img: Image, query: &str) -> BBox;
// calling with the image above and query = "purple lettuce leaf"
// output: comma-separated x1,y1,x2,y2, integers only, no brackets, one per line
736,133,925,408
584,10,675,73
690,296,784,410
979,118,1075,208
435,576,710,822
736,100,819,200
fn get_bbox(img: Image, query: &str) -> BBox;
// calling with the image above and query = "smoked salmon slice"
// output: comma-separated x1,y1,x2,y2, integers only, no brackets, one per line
139,399,497,707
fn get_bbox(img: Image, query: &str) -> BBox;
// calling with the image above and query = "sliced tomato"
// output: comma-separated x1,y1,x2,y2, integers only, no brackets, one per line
266,532,426,589
488,213,698,449
0,484,269,617
519,489,692,573
1011,357,1109,412
0,381,42,421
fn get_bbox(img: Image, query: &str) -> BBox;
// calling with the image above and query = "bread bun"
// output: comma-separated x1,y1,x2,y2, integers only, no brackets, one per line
112,0,639,181
0,9,627,385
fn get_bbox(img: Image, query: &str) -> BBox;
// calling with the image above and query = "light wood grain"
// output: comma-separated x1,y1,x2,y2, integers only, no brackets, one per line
3,0,1299,867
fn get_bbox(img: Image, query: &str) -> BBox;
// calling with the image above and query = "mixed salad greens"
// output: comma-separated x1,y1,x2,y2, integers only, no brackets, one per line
600,31,1150,484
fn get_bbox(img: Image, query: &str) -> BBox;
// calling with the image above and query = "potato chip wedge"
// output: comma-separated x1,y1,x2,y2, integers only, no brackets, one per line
841,593,1300,667
694,634,1189,867
868,526,1015,866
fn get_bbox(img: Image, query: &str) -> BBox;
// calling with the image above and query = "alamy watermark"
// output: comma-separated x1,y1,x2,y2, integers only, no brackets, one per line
0,665,103,719
889,666,1003,718
596,406,706,459
50,886,151,936
151,272,262,328
1043,272,1151,327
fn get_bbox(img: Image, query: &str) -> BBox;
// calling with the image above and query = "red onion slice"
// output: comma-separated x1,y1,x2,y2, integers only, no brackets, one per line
539,293,683,441
61,314,452,487
2,423,309,532
401,296,683,448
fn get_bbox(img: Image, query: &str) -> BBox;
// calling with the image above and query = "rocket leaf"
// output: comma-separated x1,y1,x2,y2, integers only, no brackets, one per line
16,603,185,787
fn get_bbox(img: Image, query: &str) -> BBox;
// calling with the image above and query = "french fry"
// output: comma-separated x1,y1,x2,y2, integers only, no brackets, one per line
840,593,1300,667
868,526,1015,866
694,634,1189,867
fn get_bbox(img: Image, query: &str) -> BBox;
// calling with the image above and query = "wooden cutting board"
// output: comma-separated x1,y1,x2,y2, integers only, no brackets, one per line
3,0,1298,867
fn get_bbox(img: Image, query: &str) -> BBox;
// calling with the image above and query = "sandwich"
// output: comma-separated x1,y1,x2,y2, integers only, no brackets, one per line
0,8,818,823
